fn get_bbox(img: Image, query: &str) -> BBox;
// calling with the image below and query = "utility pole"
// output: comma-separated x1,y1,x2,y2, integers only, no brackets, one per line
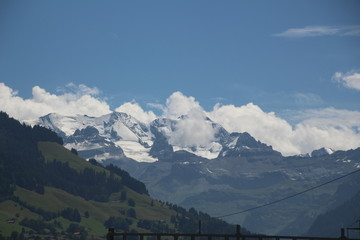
236,225,241,240
341,228,345,240
106,228,114,240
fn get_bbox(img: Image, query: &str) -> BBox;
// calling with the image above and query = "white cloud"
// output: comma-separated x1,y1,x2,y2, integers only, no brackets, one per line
208,103,300,155
333,71,360,91
169,109,217,148
0,82,111,121
289,107,360,127
274,25,360,37
1,83,359,156
73,83,100,96
163,91,203,119
115,101,157,125
275,26,340,37
208,103,360,156
57,82,101,96
289,108,360,154
151,92,217,148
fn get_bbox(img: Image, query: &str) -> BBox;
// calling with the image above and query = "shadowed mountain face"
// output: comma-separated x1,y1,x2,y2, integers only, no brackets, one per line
35,112,360,236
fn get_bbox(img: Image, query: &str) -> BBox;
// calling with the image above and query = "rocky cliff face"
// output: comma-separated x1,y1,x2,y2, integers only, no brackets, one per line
219,132,282,158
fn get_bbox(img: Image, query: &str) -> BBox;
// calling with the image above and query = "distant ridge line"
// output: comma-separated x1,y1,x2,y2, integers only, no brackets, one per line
216,168,360,218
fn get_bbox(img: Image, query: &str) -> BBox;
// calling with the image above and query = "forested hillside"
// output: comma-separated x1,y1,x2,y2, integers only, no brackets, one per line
0,111,146,201
0,112,245,239
0,112,63,198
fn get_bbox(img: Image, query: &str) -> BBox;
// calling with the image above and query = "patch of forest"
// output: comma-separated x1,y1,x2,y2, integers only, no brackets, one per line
0,111,147,201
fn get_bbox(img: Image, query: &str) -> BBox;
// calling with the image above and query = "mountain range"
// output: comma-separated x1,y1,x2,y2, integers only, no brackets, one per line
32,111,360,236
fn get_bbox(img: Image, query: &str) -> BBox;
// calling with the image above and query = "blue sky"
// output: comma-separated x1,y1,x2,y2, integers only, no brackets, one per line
1,1,360,154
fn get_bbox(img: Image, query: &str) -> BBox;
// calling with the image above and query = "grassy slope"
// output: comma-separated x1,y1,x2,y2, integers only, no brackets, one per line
38,142,109,174
38,142,175,220
0,200,38,237
0,142,177,238
10,186,175,235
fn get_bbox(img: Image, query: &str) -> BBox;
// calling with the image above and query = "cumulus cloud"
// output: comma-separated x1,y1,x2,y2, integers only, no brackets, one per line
274,25,360,37
0,82,111,121
169,109,217,148
208,103,360,155
332,71,360,91
292,123,359,155
208,103,300,155
287,108,360,154
1,82,359,156
163,91,203,119
144,92,216,148
115,101,157,125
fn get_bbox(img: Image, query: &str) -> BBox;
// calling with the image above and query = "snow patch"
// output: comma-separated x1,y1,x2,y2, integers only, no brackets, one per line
65,142,103,151
115,140,158,163
228,136,239,149
93,152,123,162
324,147,335,155
111,121,138,141
172,142,222,159
180,162,190,165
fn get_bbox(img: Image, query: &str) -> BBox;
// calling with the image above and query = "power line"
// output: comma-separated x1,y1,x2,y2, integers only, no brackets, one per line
216,168,360,219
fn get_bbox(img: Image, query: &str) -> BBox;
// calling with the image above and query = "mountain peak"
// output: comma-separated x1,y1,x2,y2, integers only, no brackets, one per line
73,126,99,137
219,132,281,158
311,147,334,157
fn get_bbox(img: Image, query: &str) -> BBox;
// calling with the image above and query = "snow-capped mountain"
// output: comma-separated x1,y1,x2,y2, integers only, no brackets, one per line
35,112,156,162
310,147,334,157
219,132,281,158
34,111,342,166
35,111,234,162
